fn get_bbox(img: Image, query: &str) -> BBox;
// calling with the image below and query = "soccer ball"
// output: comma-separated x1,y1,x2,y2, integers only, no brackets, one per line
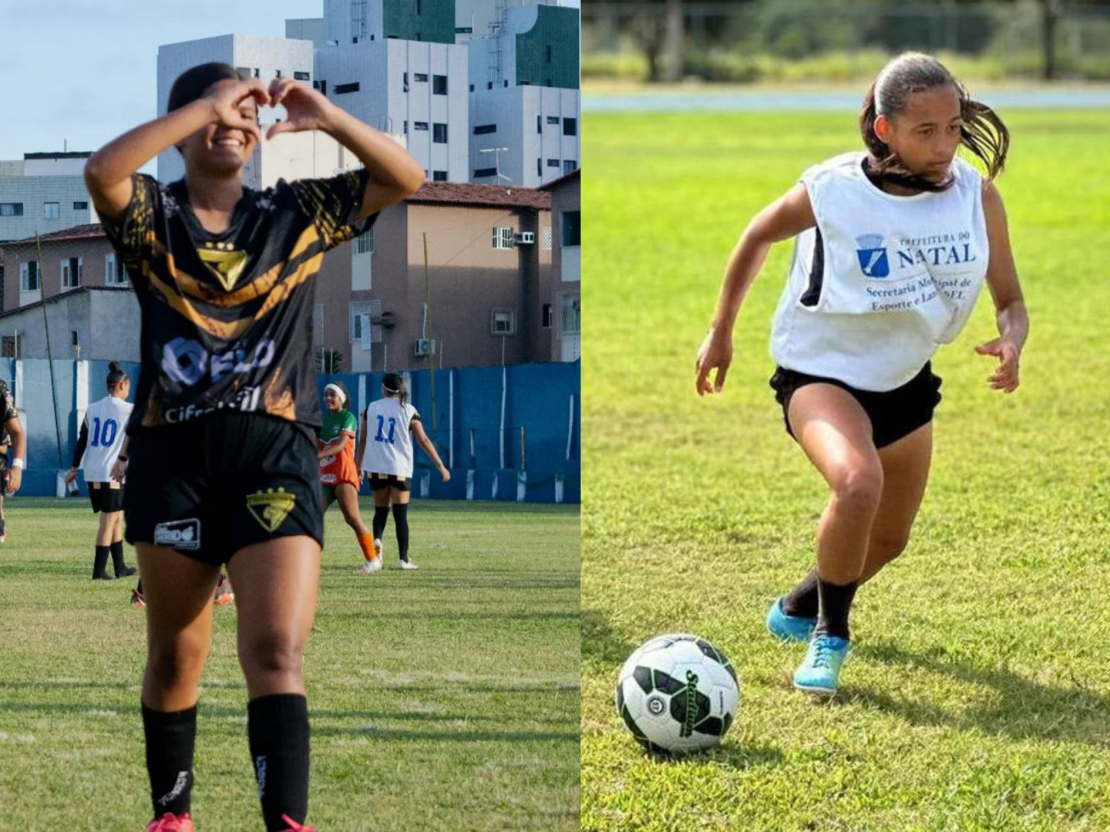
615,633,740,755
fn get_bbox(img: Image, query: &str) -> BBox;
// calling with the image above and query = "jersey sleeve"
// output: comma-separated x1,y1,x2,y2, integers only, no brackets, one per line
342,411,357,436
98,173,160,283
287,168,377,251
1,387,17,425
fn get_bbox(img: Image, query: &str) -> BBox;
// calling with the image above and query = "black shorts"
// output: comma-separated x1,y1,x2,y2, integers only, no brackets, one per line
367,473,411,492
124,413,324,565
88,481,124,513
770,363,942,450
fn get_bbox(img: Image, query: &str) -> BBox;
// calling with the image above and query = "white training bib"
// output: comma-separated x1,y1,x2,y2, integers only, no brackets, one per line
360,398,419,478
80,396,134,482
771,151,989,391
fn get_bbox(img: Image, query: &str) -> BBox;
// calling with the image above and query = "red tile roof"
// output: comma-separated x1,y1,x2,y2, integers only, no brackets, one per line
4,223,106,247
407,181,550,210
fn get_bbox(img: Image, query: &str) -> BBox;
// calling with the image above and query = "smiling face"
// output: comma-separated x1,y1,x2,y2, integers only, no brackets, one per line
323,387,342,411
178,79,259,175
875,84,962,184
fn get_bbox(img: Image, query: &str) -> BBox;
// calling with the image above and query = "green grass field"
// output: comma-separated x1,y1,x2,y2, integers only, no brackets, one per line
0,498,580,831
582,109,1110,831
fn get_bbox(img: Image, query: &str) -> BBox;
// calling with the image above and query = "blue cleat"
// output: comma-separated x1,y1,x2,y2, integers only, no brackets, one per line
766,596,818,643
793,633,851,696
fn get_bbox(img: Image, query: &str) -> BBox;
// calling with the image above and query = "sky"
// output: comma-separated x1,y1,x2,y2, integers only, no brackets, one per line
0,0,323,162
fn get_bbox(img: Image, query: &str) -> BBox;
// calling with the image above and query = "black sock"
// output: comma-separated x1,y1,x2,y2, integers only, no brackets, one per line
110,540,127,574
93,545,110,578
372,506,390,541
136,578,144,594
392,503,409,561
142,703,196,818
782,568,819,618
0,517,5,536
815,578,858,641
248,693,310,831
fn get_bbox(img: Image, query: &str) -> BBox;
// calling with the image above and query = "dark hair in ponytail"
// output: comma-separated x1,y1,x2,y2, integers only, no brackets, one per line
382,372,408,409
860,52,1009,192
106,361,128,390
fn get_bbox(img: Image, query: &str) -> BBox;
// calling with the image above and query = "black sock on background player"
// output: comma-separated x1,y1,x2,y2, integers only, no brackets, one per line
248,693,310,830
110,540,136,578
92,545,112,580
392,504,409,562
372,505,389,542
142,703,196,817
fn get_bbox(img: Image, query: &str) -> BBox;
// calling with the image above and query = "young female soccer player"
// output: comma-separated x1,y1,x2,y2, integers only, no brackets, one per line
84,62,424,831
65,362,137,579
355,373,450,570
0,378,26,541
695,53,1028,697
318,382,380,572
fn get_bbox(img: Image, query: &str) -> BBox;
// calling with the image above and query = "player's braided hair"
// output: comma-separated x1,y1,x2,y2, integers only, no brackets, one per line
860,52,1010,193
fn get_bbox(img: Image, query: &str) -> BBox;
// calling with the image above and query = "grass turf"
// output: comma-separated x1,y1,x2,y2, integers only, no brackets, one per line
0,497,580,831
581,109,1110,832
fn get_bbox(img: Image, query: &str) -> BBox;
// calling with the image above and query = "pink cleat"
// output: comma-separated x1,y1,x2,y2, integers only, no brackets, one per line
146,812,195,832
279,815,317,832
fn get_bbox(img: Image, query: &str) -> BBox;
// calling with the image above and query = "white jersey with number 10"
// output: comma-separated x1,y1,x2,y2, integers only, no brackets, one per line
80,396,134,482
360,398,420,478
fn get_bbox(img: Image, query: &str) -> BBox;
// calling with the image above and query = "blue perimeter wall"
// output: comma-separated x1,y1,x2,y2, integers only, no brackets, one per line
1,359,580,504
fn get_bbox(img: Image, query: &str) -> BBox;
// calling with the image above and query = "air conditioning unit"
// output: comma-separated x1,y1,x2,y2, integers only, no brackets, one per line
514,231,535,245
413,338,436,357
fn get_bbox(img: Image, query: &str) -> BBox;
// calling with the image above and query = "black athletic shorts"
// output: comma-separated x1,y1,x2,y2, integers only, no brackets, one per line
770,362,942,450
88,481,124,513
124,413,324,565
367,473,411,492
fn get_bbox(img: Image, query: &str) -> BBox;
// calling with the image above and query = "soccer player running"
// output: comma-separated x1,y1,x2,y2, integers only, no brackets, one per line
64,361,137,580
318,382,381,572
355,373,449,571
695,53,1028,697
84,62,424,831
0,379,25,540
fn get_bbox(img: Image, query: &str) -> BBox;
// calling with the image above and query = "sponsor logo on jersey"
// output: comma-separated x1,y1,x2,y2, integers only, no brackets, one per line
164,386,263,424
153,518,201,550
162,337,276,387
856,234,890,278
246,487,297,532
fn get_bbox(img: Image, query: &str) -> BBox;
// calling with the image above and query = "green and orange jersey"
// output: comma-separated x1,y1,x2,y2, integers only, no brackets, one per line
99,169,375,434
319,408,358,486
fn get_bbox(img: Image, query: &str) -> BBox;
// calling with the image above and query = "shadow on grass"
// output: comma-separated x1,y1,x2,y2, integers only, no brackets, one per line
581,609,637,671
313,725,580,743
638,738,785,771
844,639,1110,747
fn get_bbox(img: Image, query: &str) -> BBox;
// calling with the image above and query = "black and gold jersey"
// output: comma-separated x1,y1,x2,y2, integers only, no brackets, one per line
100,169,375,434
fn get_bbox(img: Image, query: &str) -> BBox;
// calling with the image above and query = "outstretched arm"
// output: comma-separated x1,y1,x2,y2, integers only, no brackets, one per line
411,420,450,482
695,183,817,396
975,180,1028,394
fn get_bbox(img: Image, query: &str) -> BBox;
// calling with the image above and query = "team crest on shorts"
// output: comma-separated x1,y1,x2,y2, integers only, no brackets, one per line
246,488,297,532
855,234,890,278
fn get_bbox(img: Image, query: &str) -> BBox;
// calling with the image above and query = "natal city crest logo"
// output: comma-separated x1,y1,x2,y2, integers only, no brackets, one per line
856,234,890,278
246,488,297,532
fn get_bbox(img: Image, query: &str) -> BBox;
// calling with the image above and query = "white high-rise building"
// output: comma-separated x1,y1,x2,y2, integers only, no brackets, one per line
467,3,579,188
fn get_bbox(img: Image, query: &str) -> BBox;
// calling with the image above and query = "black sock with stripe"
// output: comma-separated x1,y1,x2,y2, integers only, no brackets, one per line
142,702,196,818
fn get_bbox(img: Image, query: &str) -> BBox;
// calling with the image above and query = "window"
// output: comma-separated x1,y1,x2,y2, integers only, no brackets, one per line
543,226,552,250
349,301,378,342
545,79,552,87
294,71,310,81
537,159,542,177
492,227,515,249
537,115,542,134
547,159,559,168
564,160,577,175
319,80,327,96
546,45,552,63
236,66,251,81
275,69,282,77
456,26,473,34
20,260,39,292
44,202,60,219
0,202,23,216
1,335,19,358
71,330,79,347
355,226,374,255
487,82,492,90
563,117,577,136
504,80,508,88
562,210,580,247
469,84,474,92
546,116,559,125
561,295,581,334
473,124,496,135
433,123,447,143
490,308,516,336
106,253,127,285
414,73,428,82
474,167,497,178
73,200,88,210
253,68,260,78
416,0,421,14
433,170,447,181
433,75,447,95
413,122,429,131
403,121,408,134
61,256,82,289
542,304,553,328
335,82,360,94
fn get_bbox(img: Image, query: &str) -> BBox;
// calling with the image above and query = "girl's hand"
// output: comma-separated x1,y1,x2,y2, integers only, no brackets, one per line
207,79,268,144
439,464,451,483
975,337,1021,393
64,467,78,487
110,459,127,483
266,79,337,139
695,330,733,396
